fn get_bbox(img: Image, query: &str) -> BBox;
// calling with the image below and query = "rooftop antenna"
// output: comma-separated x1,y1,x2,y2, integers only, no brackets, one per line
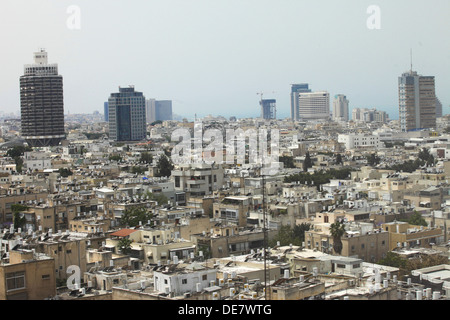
410,48,413,73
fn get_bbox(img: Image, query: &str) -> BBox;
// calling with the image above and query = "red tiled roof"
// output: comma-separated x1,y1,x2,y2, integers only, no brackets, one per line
110,229,137,237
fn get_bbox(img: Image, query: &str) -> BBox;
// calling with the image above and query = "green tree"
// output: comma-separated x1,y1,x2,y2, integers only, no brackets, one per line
139,152,153,164
109,154,122,162
403,211,428,227
7,145,32,173
11,204,28,230
377,252,407,270
144,191,168,206
292,223,312,243
366,153,381,167
6,146,32,158
406,254,448,272
303,152,313,172
418,148,435,167
279,156,295,169
269,226,301,247
121,206,152,227
330,221,346,255
335,153,343,165
156,154,174,177
58,168,73,178
197,244,211,259
117,237,133,255
130,166,146,174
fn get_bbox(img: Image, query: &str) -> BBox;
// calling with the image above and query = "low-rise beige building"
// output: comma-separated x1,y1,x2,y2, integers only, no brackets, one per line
0,249,56,300
381,221,443,251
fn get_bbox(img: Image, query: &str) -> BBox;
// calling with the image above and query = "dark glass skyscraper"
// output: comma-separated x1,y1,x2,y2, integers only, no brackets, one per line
20,49,65,147
108,86,146,141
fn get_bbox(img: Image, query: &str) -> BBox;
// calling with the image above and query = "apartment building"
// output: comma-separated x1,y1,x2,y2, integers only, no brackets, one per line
0,248,56,300
213,196,252,227
381,221,443,251
304,222,389,262
338,133,381,150
172,163,224,197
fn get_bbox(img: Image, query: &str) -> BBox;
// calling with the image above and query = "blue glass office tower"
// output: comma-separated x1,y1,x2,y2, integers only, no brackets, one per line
260,99,276,119
155,100,173,121
108,86,146,141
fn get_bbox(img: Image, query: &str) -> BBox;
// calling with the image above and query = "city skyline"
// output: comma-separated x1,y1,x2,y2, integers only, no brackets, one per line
1,0,449,121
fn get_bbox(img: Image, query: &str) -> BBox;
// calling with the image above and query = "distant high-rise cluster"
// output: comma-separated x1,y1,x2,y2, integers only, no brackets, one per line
398,70,436,132
20,49,65,147
352,108,388,123
332,94,349,122
108,86,146,141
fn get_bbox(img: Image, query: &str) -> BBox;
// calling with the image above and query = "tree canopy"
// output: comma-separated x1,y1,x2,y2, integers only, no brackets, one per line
400,211,428,227
156,154,174,177
139,152,153,164
269,223,312,247
117,237,133,255
121,206,152,228
284,168,353,190
303,152,313,172
279,156,295,169
12,204,28,230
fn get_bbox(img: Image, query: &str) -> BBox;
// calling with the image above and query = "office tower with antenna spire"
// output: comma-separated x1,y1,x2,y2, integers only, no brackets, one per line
20,49,65,147
398,52,436,132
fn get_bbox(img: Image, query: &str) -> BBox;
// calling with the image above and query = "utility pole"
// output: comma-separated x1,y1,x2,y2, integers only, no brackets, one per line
262,172,271,300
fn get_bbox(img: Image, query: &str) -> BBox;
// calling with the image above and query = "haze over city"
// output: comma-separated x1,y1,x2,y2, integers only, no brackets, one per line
0,0,449,120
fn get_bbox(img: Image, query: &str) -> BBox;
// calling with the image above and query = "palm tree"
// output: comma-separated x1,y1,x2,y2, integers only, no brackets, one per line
330,221,346,255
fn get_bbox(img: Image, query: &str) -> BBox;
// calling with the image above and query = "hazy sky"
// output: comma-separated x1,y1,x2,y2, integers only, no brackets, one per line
1,0,449,120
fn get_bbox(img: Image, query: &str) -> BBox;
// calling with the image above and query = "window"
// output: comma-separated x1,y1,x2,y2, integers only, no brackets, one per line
202,275,207,281
182,279,187,285
6,272,26,291
42,274,50,280
66,250,72,254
